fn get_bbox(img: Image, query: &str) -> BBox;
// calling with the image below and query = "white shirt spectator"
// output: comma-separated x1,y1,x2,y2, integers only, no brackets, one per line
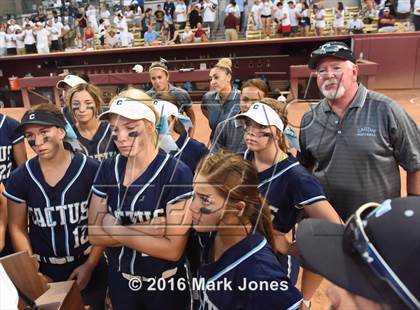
0,31,6,49
281,5,290,26
9,24,22,34
348,18,364,30
396,0,411,13
415,0,420,15
87,7,99,32
251,2,263,28
175,2,187,22
203,1,217,22
315,9,326,28
225,3,241,18
108,34,120,48
123,0,131,6
295,2,303,13
100,9,111,27
46,24,59,41
23,29,36,45
288,7,299,26
334,8,344,28
35,27,50,54
5,34,16,48
260,0,275,16
15,33,25,49
53,20,64,38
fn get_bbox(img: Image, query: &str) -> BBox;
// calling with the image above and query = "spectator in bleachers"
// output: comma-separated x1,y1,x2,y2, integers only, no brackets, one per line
175,0,188,29
313,4,325,36
144,25,160,46
53,15,64,50
8,19,22,34
164,0,176,20
378,7,396,31
164,10,174,24
395,0,411,19
181,25,194,42
5,27,17,56
193,22,209,42
224,7,240,40
34,22,50,54
348,13,364,33
0,24,5,56
225,0,241,18
360,0,377,23
98,19,106,47
87,4,99,33
251,0,263,30
202,0,218,39
334,2,345,34
133,4,143,26
161,20,175,44
260,0,275,37
106,28,120,48
23,23,37,54
62,19,73,49
22,17,34,28
287,1,299,37
14,28,25,55
275,1,291,37
76,7,88,46
236,0,245,31
84,23,95,49
116,12,130,47
189,3,203,28
155,4,165,31
141,8,153,38
298,2,310,36
46,19,60,52
414,0,420,31
124,5,135,27
100,3,112,27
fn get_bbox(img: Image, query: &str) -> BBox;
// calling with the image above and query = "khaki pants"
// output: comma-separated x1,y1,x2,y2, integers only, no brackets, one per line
17,48,26,55
225,28,238,41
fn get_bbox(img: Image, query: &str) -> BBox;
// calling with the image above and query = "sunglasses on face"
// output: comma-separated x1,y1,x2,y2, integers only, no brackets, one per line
343,202,420,310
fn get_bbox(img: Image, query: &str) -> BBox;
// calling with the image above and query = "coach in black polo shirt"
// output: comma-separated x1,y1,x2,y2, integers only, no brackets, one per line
299,41,420,220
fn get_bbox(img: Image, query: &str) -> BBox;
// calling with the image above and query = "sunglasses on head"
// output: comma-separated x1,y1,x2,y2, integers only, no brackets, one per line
311,43,350,58
343,202,420,310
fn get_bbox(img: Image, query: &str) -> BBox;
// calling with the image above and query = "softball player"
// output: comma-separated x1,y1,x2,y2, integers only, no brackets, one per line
88,92,193,310
68,83,117,161
190,151,302,310
4,104,107,310
152,92,208,173
0,113,27,182
237,98,341,307
0,113,27,257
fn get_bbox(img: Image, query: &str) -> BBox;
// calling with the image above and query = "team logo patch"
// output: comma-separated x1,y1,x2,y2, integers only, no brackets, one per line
29,113,36,120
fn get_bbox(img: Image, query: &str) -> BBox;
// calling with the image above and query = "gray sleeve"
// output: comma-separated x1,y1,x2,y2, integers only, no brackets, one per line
298,113,316,168
388,102,420,172
175,89,192,112
210,121,225,154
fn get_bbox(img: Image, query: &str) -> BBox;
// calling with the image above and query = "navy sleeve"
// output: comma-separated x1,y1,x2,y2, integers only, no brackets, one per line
6,116,24,145
288,167,327,207
3,165,28,203
91,159,112,198
162,161,193,206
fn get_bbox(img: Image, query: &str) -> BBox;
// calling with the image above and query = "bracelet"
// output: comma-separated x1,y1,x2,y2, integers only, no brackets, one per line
302,299,311,309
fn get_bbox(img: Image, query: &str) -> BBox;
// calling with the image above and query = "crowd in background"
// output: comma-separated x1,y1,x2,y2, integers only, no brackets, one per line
0,0,419,55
